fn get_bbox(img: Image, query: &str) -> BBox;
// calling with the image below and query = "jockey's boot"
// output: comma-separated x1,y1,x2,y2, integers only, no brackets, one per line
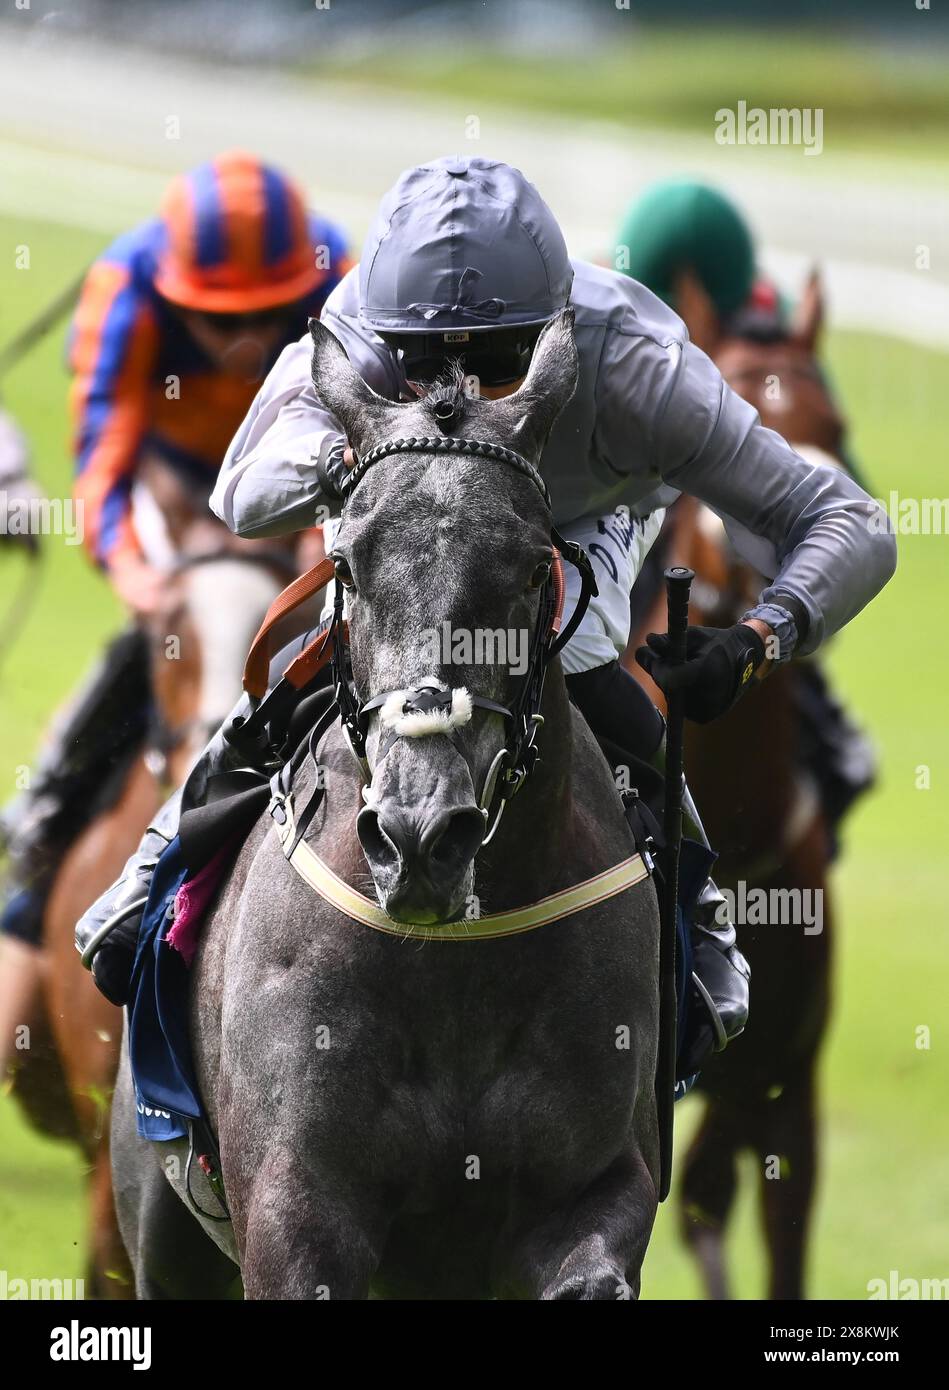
75,689,264,1007
74,789,182,1006
679,782,751,1077
0,628,150,952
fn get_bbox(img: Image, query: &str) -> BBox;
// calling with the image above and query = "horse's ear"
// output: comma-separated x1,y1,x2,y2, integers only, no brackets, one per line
308,318,393,452
791,269,823,354
494,307,579,462
673,268,722,356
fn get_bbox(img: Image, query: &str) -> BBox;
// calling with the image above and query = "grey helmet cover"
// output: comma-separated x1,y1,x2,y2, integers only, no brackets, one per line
358,155,574,339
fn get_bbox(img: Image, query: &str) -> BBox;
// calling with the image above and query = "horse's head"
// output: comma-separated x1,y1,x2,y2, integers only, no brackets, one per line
629,271,851,686
135,456,304,779
147,553,300,781
310,310,578,924
715,271,845,460
686,270,848,624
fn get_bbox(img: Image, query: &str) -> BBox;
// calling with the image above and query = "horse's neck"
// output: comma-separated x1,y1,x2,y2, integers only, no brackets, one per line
685,666,799,875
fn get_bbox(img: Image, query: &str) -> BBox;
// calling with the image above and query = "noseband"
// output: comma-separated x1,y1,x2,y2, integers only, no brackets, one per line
330,434,598,844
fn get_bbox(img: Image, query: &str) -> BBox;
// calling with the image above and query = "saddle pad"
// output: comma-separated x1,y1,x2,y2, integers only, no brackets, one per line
128,836,208,1141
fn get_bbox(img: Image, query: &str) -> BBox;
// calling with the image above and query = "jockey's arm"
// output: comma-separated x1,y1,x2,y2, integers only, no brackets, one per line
210,336,347,539
69,262,160,605
603,331,897,665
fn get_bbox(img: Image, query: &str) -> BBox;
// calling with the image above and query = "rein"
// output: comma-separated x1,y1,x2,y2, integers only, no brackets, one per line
0,546,42,678
168,544,300,585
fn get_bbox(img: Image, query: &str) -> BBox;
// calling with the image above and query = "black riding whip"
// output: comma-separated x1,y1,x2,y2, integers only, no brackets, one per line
656,564,693,1202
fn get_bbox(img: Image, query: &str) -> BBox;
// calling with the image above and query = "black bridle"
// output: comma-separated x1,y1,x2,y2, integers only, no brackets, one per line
329,434,598,843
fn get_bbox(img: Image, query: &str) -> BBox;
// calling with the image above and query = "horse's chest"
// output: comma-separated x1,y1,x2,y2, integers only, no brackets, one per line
239,903,650,1198
341,950,643,1185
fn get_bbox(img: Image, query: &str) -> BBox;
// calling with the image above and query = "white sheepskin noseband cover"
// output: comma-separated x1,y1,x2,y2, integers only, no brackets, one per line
379,679,473,738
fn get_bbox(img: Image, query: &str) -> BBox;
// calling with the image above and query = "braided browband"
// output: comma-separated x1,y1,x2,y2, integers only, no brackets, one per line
344,435,550,509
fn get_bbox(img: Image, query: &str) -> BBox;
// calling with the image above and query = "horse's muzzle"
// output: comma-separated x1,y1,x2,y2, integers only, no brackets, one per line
357,800,486,924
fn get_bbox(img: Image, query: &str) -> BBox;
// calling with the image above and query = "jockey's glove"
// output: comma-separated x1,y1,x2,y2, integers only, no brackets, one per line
636,622,766,724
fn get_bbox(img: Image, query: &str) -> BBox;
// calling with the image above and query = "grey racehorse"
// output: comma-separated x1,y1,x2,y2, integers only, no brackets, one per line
111,310,662,1299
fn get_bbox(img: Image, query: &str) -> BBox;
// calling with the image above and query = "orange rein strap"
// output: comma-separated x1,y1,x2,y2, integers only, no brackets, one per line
282,617,349,692
550,549,566,642
242,556,336,699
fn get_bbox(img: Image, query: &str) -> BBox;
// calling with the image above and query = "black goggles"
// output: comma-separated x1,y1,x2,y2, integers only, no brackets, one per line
379,325,545,388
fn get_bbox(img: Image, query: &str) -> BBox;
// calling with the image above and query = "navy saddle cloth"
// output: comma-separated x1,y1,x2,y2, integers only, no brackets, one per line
128,835,204,1140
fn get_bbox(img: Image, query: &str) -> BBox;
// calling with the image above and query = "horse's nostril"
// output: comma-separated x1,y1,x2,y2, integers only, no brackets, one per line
358,804,485,879
425,808,486,872
356,808,401,869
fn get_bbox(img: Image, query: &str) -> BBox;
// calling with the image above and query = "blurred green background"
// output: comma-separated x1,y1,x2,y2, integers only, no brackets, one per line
320,26,949,162
1,2,947,1299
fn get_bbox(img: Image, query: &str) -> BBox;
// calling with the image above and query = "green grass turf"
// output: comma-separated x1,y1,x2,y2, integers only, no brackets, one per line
0,211,946,1297
304,25,949,166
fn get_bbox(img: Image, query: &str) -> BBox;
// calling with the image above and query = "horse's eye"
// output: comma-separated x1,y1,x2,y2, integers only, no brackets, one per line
333,556,355,590
529,559,552,589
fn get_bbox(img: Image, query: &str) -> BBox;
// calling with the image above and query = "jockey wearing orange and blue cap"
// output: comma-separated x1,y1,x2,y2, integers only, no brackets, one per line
70,150,350,613
0,154,349,1065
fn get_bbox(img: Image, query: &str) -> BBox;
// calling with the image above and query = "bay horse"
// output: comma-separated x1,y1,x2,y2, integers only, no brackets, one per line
111,310,664,1300
8,459,312,1298
629,274,844,1298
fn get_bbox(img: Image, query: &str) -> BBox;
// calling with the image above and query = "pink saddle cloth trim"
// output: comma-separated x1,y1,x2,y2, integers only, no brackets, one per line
167,842,235,967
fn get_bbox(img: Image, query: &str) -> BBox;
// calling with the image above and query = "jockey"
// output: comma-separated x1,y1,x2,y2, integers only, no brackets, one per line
72,150,350,606
617,177,880,839
74,156,896,1077
0,152,350,1069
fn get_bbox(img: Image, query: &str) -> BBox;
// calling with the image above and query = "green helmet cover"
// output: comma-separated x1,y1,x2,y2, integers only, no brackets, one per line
616,179,755,318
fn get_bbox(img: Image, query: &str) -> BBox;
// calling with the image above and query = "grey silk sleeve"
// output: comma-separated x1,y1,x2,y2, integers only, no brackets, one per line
210,337,346,538
604,332,896,656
